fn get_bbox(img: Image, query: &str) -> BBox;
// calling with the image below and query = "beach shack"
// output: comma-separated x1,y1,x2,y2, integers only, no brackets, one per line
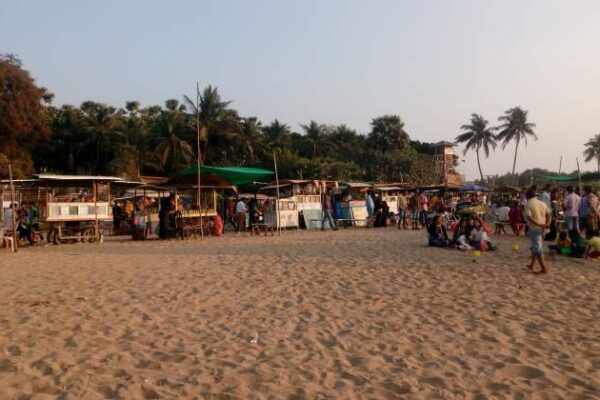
166,165,274,236
260,179,324,229
335,182,371,227
373,184,408,215
2,174,125,244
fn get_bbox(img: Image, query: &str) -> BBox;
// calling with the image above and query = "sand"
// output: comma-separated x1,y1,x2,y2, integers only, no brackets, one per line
0,229,598,399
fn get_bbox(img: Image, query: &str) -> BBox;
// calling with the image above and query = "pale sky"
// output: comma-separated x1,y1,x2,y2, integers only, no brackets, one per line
2,0,600,179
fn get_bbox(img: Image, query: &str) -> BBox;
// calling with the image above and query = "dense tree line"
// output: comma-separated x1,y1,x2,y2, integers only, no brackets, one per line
1,55,444,183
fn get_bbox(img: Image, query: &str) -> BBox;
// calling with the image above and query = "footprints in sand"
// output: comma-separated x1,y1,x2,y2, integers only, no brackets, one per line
0,230,599,399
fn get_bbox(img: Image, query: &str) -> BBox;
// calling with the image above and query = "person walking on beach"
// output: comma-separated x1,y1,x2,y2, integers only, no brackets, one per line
397,191,408,229
235,197,247,234
525,189,551,274
321,189,337,231
564,185,581,236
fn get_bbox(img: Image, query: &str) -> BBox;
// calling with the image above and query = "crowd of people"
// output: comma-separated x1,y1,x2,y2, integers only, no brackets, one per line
3,202,38,244
424,183,600,274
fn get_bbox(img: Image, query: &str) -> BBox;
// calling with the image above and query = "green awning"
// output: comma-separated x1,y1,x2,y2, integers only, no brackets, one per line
540,175,578,181
175,165,274,186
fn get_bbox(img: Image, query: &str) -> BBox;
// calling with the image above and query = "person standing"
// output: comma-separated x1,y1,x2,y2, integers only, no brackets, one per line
540,184,552,210
235,197,247,234
321,189,337,231
585,186,599,234
397,191,408,229
365,191,374,219
524,189,551,274
418,191,429,228
563,185,581,235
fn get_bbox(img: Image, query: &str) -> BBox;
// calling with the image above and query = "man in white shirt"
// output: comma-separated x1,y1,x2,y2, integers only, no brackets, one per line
494,202,511,235
525,189,551,274
563,185,581,234
235,197,247,233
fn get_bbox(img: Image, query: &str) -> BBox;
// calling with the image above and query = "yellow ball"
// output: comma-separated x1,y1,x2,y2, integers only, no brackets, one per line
472,250,481,257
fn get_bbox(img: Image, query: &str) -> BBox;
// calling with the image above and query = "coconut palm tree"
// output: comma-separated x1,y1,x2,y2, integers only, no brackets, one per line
237,117,264,165
263,119,292,151
583,134,600,172
496,106,537,175
368,115,410,154
300,120,334,158
152,99,194,174
183,85,232,164
455,114,497,183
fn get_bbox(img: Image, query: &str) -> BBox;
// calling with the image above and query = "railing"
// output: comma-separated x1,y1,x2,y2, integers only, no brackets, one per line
47,202,111,221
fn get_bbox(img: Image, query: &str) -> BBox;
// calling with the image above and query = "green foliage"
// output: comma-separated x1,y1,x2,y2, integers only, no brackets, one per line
3,57,456,184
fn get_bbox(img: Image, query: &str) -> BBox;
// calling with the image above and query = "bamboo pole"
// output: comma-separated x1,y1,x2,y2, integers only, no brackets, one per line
273,150,281,236
196,82,203,241
576,157,583,194
8,165,16,252
558,155,563,175
94,181,99,244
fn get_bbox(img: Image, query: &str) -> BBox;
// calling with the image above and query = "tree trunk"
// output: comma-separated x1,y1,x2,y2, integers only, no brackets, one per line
476,146,484,184
597,157,599,173
511,137,520,176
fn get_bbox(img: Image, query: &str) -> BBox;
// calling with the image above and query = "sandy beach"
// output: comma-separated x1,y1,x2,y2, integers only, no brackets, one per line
0,229,598,399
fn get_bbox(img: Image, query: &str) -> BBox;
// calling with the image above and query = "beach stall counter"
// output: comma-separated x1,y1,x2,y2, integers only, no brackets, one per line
10,174,125,244
260,179,324,229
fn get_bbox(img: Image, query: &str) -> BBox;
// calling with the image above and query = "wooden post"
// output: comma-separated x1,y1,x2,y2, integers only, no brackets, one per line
196,82,204,241
273,150,281,236
576,158,583,194
93,181,99,244
8,165,17,252
558,155,563,175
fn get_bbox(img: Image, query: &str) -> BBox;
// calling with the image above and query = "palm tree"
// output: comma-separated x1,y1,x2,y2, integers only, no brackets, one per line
183,85,232,164
583,134,600,172
455,114,497,183
368,115,410,154
263,119,292,151
237,117,264,165
496,106,537,175
79,101,124,174
152,99,194,174
300,120,334,158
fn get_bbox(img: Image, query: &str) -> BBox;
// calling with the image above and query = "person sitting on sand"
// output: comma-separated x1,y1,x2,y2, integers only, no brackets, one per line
427,215,449,247
548,231,571,255
451,218,472,250
568,231,588,258
469,219,495,251
584,231,600,259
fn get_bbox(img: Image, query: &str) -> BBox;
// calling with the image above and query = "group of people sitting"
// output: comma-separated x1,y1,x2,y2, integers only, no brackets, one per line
427,214,496,251
547,228,600,259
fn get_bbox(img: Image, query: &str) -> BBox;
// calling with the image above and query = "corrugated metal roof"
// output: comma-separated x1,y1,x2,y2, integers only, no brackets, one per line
35,174,124,182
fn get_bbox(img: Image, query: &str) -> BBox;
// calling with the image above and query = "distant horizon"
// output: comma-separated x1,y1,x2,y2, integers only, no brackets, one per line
3,0,600,179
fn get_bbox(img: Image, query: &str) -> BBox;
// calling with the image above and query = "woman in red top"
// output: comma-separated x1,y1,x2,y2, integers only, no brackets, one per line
508,200,525,236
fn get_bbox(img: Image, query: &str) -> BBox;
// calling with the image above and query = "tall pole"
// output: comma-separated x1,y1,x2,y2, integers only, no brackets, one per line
558,155,563,175
196,82,204,240
93,181,99,244
273,150,281,236
576,157,583,194
8,164,16,252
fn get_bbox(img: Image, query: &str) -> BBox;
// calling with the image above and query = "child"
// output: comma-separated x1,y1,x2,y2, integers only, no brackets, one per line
548,231,571,255
452,218,472,250
470,219,496,251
